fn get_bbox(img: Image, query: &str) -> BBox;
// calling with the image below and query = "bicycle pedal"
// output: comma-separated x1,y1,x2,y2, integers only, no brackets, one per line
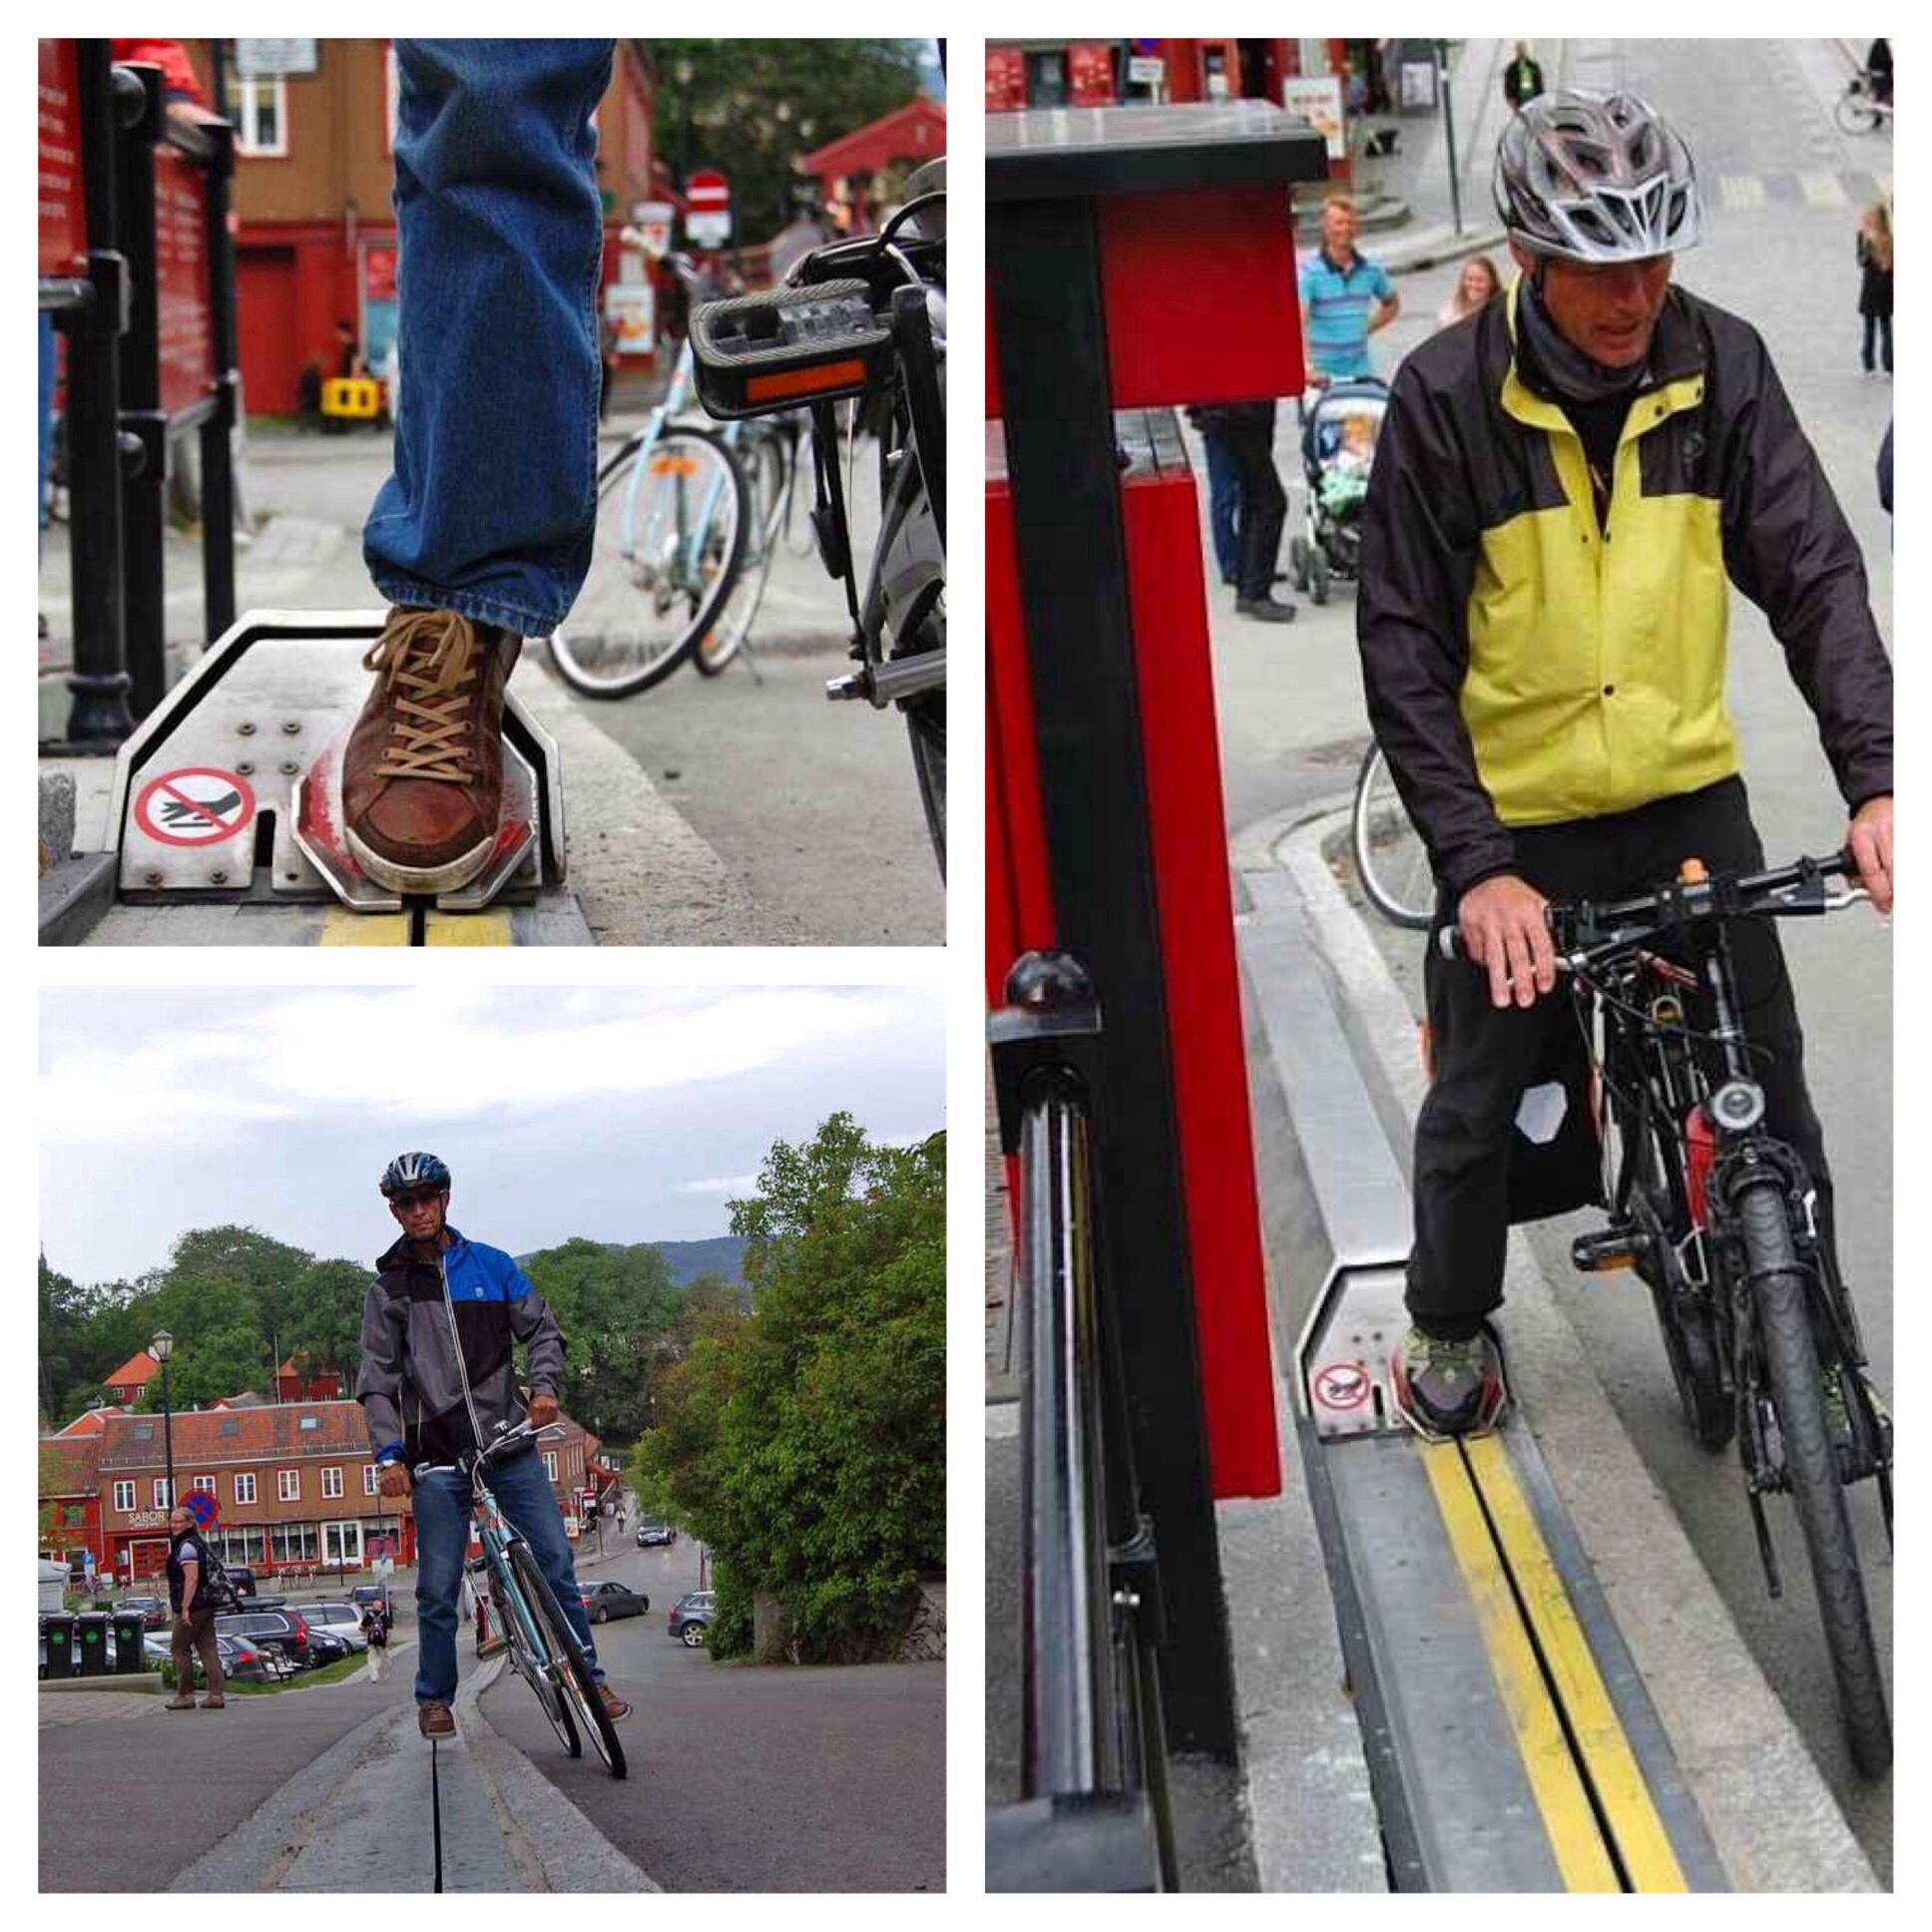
1571,1225,1642,1273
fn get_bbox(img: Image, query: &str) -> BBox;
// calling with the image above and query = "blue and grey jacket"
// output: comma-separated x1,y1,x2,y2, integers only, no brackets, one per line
356,1227,565,1468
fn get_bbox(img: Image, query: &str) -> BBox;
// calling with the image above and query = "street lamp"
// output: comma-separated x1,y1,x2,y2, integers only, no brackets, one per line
151,1329,176,1513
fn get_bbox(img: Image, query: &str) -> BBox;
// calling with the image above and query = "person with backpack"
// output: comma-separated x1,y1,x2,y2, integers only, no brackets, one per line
164,1505,226,1709
360,1596,392,1681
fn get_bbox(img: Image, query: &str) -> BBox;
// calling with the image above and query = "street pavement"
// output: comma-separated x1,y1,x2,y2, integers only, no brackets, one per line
481,1535,946,1891
38,412,940,945
1203,36,1891,1881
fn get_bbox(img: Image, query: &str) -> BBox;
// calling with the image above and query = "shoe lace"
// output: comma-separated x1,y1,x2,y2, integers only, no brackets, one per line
362,610,486,782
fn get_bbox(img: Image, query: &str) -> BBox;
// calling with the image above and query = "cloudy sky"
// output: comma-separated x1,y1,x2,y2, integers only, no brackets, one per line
40,984,944,1283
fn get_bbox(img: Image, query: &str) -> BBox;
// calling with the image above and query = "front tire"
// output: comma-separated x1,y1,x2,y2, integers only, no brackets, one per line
508,1541,627,1778
1738,1182,1891,1777
1350,743,1433,930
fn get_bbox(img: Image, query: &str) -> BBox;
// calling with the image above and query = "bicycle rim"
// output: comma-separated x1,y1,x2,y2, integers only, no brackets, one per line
1352,744,1434,929
509,1541,627,1778
698,431,786,676
1737,1183,1891,1777
548,425,746,699
494,1551,579,1757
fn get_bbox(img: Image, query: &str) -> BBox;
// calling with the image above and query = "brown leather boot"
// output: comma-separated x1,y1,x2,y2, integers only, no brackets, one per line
342,608,522,893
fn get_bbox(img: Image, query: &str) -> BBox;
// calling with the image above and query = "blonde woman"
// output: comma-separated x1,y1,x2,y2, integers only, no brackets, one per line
1857,203,1893,376
1437,254,1503,329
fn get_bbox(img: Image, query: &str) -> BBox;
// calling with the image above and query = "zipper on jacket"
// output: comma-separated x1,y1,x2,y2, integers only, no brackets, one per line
438,1247,489,1457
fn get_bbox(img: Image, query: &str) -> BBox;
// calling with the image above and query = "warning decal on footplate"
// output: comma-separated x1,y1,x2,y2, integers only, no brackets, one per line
133,767,256,847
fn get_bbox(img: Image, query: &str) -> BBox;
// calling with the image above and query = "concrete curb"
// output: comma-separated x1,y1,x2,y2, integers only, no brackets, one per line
1254,807,1878,1893
458,1655,662,1892
40,1673,166,1694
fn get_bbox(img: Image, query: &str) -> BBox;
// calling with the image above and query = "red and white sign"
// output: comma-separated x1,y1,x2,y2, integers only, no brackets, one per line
39,39,86,277
686,169,731,248
154,141,214,421
1313,1361,1373,1413
134,766,256,847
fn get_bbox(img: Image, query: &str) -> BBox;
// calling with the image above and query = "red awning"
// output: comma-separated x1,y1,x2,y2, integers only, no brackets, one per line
801,95,946,181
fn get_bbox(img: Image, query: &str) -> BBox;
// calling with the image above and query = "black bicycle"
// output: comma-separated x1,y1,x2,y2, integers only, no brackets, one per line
413,1419,626,1778
1443,848,1892,1776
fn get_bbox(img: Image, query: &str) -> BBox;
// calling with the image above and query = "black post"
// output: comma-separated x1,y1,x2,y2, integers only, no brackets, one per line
1438,41,1463,237
199,109,239,642
160,1355,176,1508
114,64,169,721
59,42,139,749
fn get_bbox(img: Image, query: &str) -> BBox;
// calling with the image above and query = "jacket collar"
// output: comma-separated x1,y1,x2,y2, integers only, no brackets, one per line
377,1225,465,1272
1500,278,1705,434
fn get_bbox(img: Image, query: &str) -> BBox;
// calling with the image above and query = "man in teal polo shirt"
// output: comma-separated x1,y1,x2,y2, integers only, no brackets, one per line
1298,196,1400,381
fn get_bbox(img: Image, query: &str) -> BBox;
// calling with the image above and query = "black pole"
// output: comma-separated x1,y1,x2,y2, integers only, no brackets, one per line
1439,40,1463,236
199,105,239,642
160,1356,176,1506
59,41,139,749
114,64,169,721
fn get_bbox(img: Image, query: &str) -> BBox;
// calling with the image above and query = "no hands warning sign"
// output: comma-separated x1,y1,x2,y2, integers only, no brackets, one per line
133,767,256,847
1313,1361,1373,1412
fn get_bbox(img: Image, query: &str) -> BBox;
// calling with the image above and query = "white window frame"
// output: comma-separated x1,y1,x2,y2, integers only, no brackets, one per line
385,42,399,155
542,1451,559,1482
235,1472,256,1506
321,1466,343,1500
277,1468,300,1504
193,1475,216,1496
113,1480,136,1514
235,76,289,159
363,1463,379,1497
152,1478,173,1510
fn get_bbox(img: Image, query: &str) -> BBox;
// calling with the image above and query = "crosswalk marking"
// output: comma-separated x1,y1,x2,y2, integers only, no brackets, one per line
1799,172,1848,208
1715,170,1887,213
1719,176,1765,210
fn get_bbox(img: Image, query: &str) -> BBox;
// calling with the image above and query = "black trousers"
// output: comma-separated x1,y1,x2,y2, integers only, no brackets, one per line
1218,406,1286,601
1409,776,1837,1335
1861,312,1893,373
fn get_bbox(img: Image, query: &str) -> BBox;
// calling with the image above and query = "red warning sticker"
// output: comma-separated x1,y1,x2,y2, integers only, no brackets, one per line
134,767,256,848
1313,1361,1373,1412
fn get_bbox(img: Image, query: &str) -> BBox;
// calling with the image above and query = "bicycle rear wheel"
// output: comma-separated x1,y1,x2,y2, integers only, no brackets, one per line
508,1540,627,1778
1351,743,1434,929
1835,86,1881,134
548,424,747,700
696,427,786,677
1737,1182,1891,1777
492,1551,579,1758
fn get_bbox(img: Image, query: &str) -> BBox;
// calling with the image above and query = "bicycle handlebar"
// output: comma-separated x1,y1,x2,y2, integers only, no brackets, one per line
410,1416,567,1484
1435,848,1865,966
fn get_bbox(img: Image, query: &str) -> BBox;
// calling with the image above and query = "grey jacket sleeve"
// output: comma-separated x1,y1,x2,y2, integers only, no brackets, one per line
356,1280,407,1460
507,1266,567,1397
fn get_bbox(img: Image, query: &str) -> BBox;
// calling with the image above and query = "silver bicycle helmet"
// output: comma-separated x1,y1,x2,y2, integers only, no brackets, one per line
380,1151,450,1198
1494,89,1701,262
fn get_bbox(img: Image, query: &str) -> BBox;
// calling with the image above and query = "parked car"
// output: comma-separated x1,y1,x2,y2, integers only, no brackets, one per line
224,1566,258,1600
215,1607,311,1668
298,1602,370,1652
304,1629,354,1666
117,1595,169,1630
634,1521,678,1548
578,1579,650,1625
143,1629,285,1686
668,1590,715,1647
350,1584,391,1609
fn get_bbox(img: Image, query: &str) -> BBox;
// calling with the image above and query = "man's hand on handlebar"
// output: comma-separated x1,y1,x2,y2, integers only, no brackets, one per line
1458,874,1558,1009
526,1391,560,1429
1847,794,1893,914
376,1461,412,1499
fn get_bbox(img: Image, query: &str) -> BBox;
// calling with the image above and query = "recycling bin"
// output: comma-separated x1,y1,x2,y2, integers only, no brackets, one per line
75,1610,112,1677
113,1610,147,1674
42,1612,77,1678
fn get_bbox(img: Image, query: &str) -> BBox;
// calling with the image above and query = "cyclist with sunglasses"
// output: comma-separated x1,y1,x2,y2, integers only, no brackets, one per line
356,1150,632,1738
1358,91,1893,1439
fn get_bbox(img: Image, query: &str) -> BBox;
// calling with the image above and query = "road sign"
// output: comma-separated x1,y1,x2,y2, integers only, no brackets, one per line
133,766,255,847
631,199,676,257
687,169,729,210
235,39,317,78
686,169,731,247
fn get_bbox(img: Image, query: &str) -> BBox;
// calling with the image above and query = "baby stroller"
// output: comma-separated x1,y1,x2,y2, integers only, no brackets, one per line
1289,378,1390,604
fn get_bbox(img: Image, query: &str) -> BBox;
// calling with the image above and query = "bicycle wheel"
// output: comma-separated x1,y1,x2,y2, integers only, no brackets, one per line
1351,743,1434,929
507,1540,627,1778
1835,86,1880,134
548,424,747,700
491,1551,579,1758
1737,1182,1891,1777
696,428,786,677
783,413,818,557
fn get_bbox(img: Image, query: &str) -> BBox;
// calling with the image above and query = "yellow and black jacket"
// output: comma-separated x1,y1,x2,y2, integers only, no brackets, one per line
1358,280,1893,900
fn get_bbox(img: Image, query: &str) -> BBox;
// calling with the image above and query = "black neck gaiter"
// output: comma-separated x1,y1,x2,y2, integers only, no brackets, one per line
1516,268,1653,405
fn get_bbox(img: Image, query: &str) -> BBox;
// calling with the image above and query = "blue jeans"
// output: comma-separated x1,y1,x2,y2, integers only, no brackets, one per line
363,40,615,635
1201,427,1240,583
410,1442,602,1704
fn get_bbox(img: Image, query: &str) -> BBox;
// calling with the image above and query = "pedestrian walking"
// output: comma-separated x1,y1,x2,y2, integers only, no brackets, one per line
1503,42,1544,111
1193,402,1294,624
1437,254,1504,330
164,1506,225,1710
1856,203,1893,377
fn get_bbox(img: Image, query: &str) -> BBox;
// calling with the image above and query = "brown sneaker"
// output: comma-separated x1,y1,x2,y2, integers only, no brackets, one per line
597,1684,632,1722
342,608,522,894
418,1700,456,1738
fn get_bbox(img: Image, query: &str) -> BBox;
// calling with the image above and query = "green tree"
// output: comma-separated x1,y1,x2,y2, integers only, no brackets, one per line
282,1258,371,1392
523,1238,682,1445
637,1114,944,1661
649,39,934,242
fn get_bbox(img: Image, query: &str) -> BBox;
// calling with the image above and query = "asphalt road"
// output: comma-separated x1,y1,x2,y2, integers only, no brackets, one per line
481,1536,946,1890
1208,37,1892,1880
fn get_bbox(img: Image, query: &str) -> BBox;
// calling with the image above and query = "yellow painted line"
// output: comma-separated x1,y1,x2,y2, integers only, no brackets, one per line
1420,1441,1621,1892
319,909,411,946
1464,1434,1689,1892
424,908,514,947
